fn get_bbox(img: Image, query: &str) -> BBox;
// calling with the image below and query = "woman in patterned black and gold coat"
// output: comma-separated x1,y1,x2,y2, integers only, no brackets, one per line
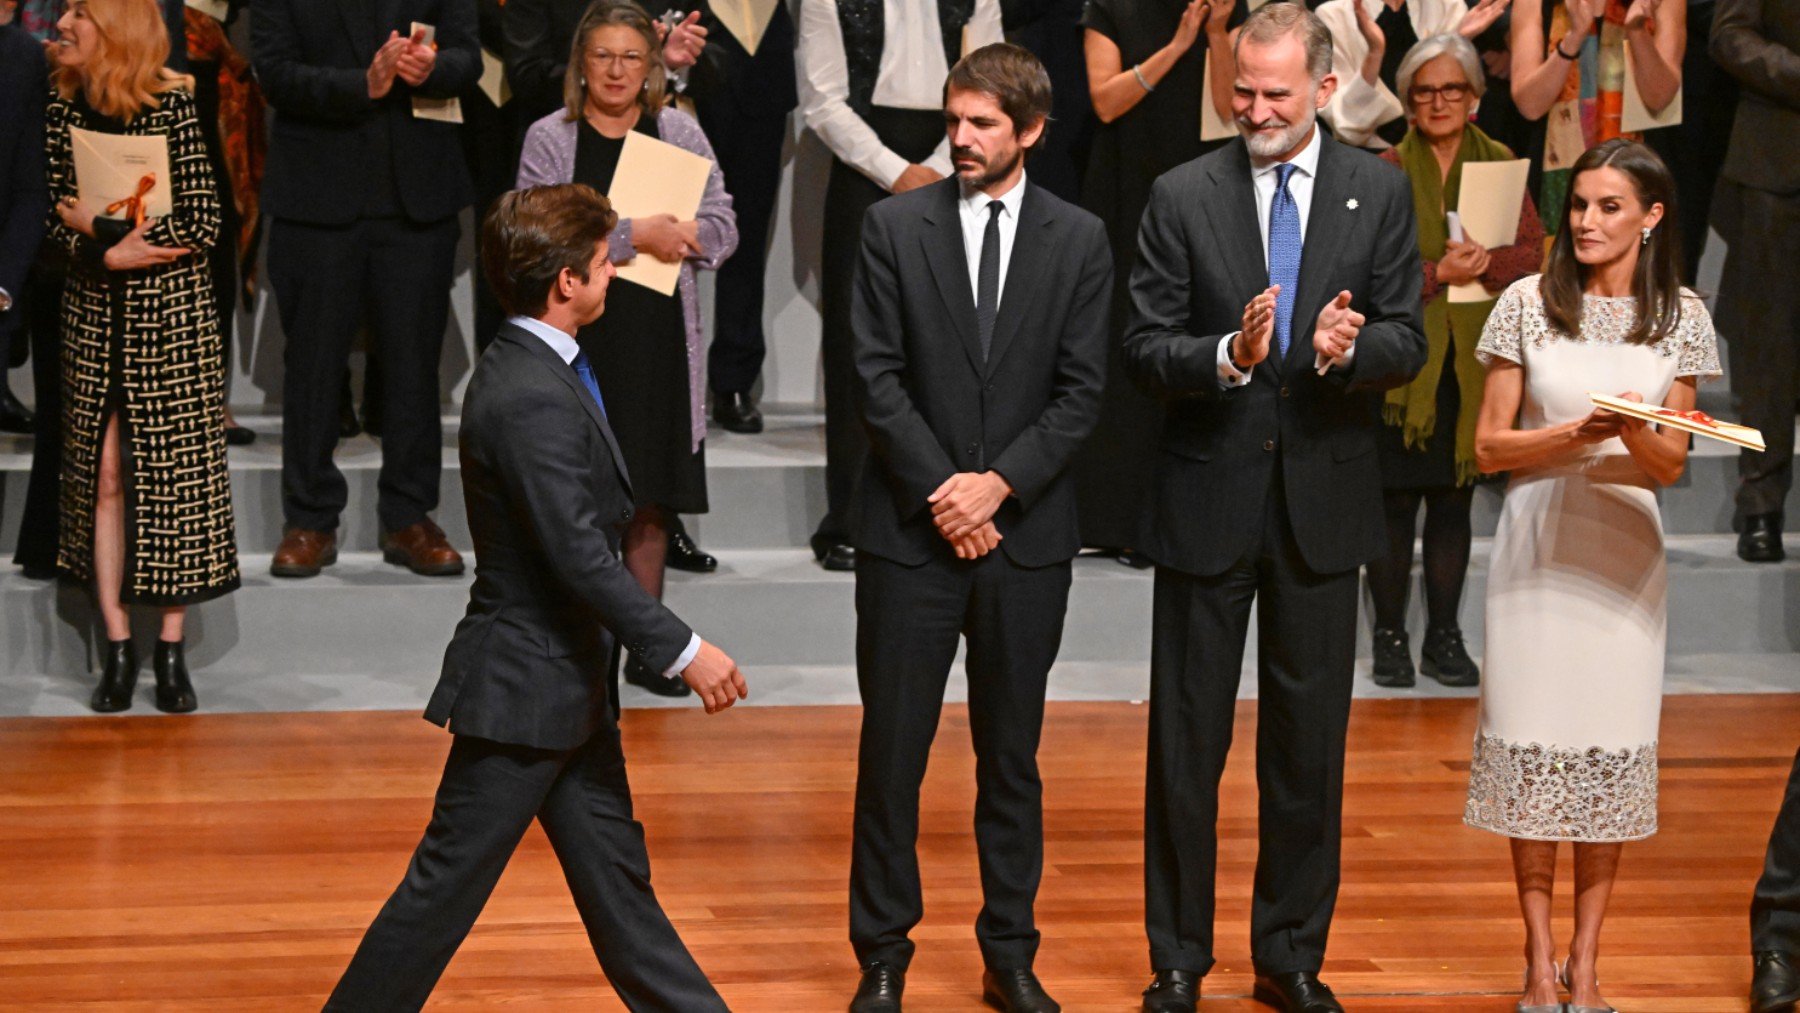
45,0,238,714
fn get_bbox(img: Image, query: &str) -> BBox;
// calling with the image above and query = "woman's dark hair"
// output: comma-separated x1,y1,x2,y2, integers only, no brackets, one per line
944,43,1054,151
1541,138,1685,345
481,184,618,318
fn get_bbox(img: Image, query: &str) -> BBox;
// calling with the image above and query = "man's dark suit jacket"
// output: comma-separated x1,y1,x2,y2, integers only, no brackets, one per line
502,0,589,125
675,0,798,121
1124,134,1426,578
849,177,1112,568
0,24,48,344
251,0,479,226
1713,0,1800,195
426,322,694,751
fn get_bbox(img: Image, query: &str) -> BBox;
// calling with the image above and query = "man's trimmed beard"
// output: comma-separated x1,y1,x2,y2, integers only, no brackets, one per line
1237,103,1316,159
954,143,1025,191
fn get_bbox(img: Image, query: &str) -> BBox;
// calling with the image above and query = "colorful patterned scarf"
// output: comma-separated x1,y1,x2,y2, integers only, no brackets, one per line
1537,0,1647,235
185,7,266,296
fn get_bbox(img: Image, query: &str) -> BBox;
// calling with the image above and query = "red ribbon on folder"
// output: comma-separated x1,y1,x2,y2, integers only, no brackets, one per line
105,173,157,227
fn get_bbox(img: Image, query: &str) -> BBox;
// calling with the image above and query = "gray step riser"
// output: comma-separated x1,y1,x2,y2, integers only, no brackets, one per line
0,451,1784,556
4,557,1792,680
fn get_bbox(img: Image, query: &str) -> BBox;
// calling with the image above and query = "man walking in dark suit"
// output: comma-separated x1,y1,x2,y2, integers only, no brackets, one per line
845,44,1110,1013
252,0,478,580
1711,0,1799,563
1122,6,1425,1012
325,184,749,1011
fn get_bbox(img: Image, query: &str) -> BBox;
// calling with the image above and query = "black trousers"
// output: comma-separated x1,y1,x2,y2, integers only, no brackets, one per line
1753,747,1800,955
1646,0,1736,284
12,261,65,573
326,729,726,1012
1714,183,1800,521
815,108,943,549
850,549,1073,972
697,106,787,397
268,215,458,534
1143,479,1358,977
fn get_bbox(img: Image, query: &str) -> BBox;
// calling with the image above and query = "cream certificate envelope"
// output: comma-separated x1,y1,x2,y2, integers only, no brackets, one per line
1621,50,1681,132
609,131,713,296
479,47,511,107
71,127,173,223
1449,158,1529,303
714,0,781,56
185,0,229,21
408,22,465,122
1199,52,1234,142
1589,392,1765,452
1543,98,1584,173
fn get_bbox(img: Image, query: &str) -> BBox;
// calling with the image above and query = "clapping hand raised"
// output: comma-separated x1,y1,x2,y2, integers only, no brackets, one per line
1233,285,1279,370
1313,290,1364,372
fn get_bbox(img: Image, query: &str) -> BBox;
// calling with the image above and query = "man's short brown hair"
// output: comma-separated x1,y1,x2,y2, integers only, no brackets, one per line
944,43,1054,151
480,184,618,318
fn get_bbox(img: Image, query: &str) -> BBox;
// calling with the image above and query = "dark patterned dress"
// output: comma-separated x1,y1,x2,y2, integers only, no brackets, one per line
43,84,239,605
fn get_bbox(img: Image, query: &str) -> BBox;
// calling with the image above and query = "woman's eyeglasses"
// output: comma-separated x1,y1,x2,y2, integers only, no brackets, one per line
585,49,647,70
1408,83,1472,105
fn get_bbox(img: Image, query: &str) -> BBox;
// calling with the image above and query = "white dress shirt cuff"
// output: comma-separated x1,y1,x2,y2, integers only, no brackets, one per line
1217,333,1253,388
870,149,910,192
662,633,702,680
1314,343,1358,374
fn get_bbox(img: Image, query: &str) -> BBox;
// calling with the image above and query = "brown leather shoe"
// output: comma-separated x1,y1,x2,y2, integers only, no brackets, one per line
272,528,338,578
381,519,465,576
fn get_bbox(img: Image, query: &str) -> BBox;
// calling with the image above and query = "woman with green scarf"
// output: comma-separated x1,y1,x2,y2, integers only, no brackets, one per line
1368,34,1543,690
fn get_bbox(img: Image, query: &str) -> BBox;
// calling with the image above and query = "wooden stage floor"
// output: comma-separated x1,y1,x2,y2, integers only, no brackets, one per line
1,695,1792,1011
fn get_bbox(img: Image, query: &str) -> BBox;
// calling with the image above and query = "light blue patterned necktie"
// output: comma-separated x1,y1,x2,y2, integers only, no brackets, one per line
571,350,608,419
1268,162,1302,358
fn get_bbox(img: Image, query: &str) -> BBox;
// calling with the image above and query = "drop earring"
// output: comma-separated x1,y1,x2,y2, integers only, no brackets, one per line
1640,227,1652,245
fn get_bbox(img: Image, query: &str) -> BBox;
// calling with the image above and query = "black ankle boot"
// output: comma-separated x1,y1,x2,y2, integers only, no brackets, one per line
90,639,138,713
153,640,198,713
1420,625,1480,687
1371,626,1414,687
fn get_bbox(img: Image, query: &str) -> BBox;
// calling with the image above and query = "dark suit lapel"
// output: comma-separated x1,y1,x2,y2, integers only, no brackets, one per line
919,180,987,377
499,323,634,501
377,0,407,43
1208,141,1269,313
982,181,1052,379
1285,137,1359,373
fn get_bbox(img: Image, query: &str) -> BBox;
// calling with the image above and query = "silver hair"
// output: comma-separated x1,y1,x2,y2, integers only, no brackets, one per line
1234,1,1334,83
1394,33,1487,114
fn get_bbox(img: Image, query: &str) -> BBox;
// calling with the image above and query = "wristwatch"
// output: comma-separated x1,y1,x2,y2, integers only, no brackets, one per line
0,287,13,313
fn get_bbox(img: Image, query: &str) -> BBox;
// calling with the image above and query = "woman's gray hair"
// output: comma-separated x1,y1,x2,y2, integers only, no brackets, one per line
1395,33,1486,114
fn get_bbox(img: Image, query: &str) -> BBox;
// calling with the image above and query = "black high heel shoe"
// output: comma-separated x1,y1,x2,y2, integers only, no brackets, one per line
89,639,138,713
153,639,198,713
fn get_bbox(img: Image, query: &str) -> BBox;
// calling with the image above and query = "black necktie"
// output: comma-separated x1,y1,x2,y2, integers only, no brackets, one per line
976,200,1003,361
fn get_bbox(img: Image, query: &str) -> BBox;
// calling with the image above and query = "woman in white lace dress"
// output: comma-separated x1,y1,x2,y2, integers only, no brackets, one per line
1465,139,1721,1013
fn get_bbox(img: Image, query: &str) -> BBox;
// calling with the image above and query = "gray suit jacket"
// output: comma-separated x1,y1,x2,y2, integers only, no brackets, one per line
1713,0,1800,195
426,323,694,750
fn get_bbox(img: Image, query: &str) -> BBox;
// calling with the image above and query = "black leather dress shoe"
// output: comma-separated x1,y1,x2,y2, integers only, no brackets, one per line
1140,969,1199,1013
850,961,904,1012
1253,971,1344,1013
982,968,1059,1013
624,655,692,697
224,424,257,447
0,385,33,434
713,390,764,434
667,524,718,573
1753,951,1800,1013
821,543,856,572
89,639,138,713
153,639,198,713
1740,513,1787,563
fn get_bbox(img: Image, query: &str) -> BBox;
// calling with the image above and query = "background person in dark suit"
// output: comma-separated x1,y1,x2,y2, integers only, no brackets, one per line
252,0,479,580
1752,747,1800,1012
844,43,1110,1013
1710,0,1798,563
1122,6,1425,1011
0,4,47,435
326,184,748,1011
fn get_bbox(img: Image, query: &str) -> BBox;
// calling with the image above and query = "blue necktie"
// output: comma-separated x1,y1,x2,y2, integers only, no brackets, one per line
1268,162,1302,358
571,350,608,419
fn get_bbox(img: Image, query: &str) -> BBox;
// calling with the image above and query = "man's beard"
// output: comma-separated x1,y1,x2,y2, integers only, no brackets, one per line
954,144,1024,191
1237,106,1315,159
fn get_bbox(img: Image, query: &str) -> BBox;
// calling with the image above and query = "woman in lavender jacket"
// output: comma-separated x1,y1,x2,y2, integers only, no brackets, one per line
516,0,737,697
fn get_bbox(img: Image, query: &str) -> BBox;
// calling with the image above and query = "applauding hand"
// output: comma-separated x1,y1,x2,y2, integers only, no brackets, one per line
1312,289,1365,368
1233,285,1279,370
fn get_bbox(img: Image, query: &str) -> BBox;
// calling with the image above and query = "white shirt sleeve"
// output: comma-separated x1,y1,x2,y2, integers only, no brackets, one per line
1316,0,1405,149
1314,344,1357,374
661,633,703,679
797,0,912,189
1217,333,1253,388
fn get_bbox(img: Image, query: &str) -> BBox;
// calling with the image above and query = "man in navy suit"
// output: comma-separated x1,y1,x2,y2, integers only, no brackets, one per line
325,184,748,1011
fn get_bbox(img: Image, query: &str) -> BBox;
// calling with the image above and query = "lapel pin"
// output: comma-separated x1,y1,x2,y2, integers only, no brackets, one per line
1345,198,1360,211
